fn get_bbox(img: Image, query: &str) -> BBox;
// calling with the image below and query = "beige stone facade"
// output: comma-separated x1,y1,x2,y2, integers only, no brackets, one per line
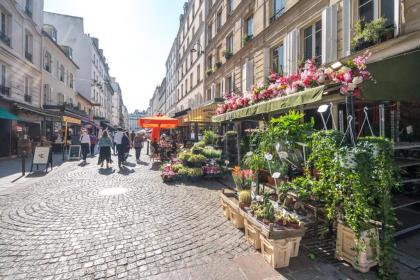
204,0,420,98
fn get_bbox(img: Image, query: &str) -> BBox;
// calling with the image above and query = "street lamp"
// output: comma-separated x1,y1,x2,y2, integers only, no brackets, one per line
191,42,204,55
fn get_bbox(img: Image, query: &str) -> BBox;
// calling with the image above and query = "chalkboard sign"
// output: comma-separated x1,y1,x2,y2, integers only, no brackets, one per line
68,145,81,160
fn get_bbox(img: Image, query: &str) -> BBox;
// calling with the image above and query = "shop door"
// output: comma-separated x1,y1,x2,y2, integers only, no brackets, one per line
0,119,11,157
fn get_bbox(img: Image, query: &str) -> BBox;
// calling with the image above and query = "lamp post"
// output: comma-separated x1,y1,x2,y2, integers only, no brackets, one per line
190,42,205,55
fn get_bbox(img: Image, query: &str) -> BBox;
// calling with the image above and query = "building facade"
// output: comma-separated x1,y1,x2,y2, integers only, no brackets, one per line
175,0,206,113
0,0,44,157
43,12,114,128
128,109,146,132
165,38,178,117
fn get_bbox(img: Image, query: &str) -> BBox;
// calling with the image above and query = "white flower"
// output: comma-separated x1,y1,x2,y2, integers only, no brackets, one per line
272,172,281,179
348,83,357,91
352,76,363,85
246,151,253,157
264,153,273,161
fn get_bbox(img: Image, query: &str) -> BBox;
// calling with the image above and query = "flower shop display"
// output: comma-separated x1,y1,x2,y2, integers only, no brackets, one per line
232,166,254,191
216,52,373,115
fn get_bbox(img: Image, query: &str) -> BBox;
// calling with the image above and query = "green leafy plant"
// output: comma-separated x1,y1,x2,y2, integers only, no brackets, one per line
222,50,233,59
202,147,222,159
352,17,387,49
188,154,207,163
242,34,253,44
206,68,214,76
171,163,184,173
203,130,218,145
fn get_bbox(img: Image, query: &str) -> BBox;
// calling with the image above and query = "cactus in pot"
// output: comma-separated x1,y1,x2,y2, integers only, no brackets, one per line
239,190,252,208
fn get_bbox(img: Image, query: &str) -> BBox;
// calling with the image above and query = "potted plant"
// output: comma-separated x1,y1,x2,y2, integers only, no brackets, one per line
232,166,254,191
206,68,214,76
222,50,233,60
188,167,203,181
238,190,252,209
215,61,222,69
242,34,253,44
352,17,387,51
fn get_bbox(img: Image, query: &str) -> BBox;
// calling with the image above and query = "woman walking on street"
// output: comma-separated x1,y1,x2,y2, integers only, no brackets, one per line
90,132,97,156
133,131,145,162
98,131,113,168
79,130,91,164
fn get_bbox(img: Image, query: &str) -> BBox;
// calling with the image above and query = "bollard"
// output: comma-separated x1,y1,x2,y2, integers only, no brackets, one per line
21,151,26,176
147,140,150,155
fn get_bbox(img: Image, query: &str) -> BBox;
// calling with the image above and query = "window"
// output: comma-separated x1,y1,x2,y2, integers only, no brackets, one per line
272,44,284,74
197,64,201,83
227,0,233,15
273,0,285,20
25,0,33,18
208,55,213,68
25,31,33,62
69,73,74,89
44,84,51,105
58,93,64,105
190,51,193,66
60,65,65,82
226,33,233,53
24,76,31,101
1,64,6,87
44,51,52,72
381,0,394,27
207,23,213,42
303,20,322,61
186,79,188,93
0,12,10,46
227,75,234,94
246,16,253,37
216,10,222,30
190,73,193,90
358,0,374,23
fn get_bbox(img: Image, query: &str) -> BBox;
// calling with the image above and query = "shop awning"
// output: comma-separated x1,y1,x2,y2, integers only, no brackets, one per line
188,102,220,123
0,107,19,120
212,85,325,122
362,48,420,101
139,115,179,129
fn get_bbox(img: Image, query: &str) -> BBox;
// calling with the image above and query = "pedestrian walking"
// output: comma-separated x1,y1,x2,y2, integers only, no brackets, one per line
130,130,136,143
98,131,113,168
90,132,97,156
121,131,131,164
133,131,145,162
114,128,125,168
79,130,91,163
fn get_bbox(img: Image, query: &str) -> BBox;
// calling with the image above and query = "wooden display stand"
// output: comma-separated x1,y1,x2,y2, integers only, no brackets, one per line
221,189,244,229
335,221,378,273
244,218,261,249
260,235,293,268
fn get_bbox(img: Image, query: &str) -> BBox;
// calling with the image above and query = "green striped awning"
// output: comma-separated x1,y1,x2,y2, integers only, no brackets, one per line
0,107,19,120
212,86,325,122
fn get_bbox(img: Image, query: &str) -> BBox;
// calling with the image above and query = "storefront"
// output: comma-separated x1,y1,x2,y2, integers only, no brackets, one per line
0,105,19,158
187,102,222,141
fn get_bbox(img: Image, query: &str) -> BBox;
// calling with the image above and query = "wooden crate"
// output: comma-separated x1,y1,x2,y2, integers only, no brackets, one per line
220,198,230,219
260,234,293,268
335,222,378,273
289,236,302,257
229,207,245,229
244,218,261,249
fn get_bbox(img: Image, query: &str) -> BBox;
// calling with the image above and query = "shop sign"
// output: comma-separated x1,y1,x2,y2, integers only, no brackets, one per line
16,125,23,132
32,147,51,165
68,145,81,160
63,116,81,124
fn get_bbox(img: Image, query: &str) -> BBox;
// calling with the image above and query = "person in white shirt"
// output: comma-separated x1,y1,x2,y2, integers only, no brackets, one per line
114,128,125,168
79,130,91,163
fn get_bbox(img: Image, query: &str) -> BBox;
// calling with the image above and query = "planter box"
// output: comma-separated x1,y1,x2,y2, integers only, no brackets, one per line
220,190,244,229
289,236,302,257
244,218,261,249
335,222,378,273
260,234,293,268
220,198,230,219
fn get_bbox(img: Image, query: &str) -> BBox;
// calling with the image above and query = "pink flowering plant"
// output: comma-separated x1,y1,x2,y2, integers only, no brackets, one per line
216,51,373,114
161,164,178,182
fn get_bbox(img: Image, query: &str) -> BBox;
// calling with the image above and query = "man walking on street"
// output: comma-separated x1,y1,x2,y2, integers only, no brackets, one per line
114,128,125,169
79,130,91,164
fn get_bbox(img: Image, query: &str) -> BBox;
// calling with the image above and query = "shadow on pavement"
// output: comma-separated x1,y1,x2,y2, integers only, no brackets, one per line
98,168,115,175
25,172,48,178
150,162,162,171
123,162,136,168
118,166,135,175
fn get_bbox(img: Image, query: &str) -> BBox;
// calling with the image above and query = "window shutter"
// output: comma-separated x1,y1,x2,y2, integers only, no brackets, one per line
221,77,226,96
342,0,351,57
242,59,247,93
284,29,299,75
322,4,337,64
263,48,270,78
246,60,254,92
394,0,400,36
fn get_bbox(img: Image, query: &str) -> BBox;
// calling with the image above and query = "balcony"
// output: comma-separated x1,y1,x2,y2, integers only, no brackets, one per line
25,51,32,62
0,31,11,46
0,85,10,97
24,94,32,103
270,8,285,23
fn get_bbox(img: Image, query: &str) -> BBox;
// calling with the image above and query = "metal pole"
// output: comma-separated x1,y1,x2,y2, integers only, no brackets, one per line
346,95,356,140
147,140,150,155
21,151,26,176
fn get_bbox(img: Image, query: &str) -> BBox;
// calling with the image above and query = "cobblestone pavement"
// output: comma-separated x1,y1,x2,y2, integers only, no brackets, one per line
0,152,255,279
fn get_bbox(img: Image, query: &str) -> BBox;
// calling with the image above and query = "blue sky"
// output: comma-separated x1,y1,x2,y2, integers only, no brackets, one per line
44,0,186,113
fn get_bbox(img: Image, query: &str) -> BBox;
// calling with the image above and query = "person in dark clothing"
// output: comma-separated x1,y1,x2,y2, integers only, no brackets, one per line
133,132,145,162
79,130,91,163
90,133,97,156
121,132,131,165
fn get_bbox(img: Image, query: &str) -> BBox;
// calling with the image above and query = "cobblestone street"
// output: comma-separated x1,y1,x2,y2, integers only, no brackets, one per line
0,152,255,279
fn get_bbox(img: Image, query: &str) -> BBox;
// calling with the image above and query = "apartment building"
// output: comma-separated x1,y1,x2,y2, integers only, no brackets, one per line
0,0,44,157
43,12,114,128
111,77,124,128
165,38,178,117
175,0,206,114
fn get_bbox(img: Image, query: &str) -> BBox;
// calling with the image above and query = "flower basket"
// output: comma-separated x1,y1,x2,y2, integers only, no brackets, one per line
335,221,379,273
